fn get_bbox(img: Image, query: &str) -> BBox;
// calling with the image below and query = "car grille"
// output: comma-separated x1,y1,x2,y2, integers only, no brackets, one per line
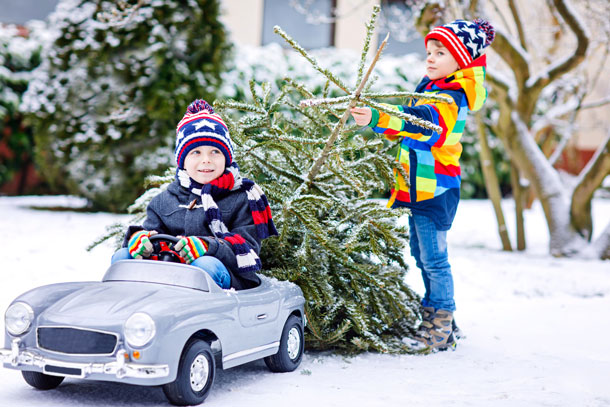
37,327,118,355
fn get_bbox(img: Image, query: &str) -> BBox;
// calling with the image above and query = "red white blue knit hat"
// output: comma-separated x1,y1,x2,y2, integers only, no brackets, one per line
175,99,234,169
425,19,495,69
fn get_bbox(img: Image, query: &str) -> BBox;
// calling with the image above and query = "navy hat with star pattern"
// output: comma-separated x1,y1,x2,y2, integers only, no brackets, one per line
425,19,495,69
175,99,234,169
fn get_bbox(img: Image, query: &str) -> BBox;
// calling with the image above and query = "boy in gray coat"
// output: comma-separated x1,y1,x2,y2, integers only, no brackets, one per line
112,99,277,290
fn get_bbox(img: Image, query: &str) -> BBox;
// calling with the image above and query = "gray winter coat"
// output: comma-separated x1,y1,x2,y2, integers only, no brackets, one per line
123,180,261,289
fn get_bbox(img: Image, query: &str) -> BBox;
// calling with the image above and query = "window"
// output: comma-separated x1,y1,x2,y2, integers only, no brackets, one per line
262,0,335,49
378,0,424,56
0,0,59,24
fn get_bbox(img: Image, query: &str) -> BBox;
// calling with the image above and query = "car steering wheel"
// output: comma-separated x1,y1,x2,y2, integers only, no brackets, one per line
148,234,185,263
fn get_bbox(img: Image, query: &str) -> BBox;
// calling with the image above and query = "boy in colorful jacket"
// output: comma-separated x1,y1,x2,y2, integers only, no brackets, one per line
112,99,277,290
351,19,495,350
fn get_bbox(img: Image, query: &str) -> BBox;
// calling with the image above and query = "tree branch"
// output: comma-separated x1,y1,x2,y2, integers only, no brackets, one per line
581,96,610,110
486,71,515,145
527,0,589,94
592,220,610,260
273,26,351,94
303,33,390,187
490,28,530,93
476,112,513,251
508,0,528,51
570,132,610,238
467,0,481,18
486,71,513,102
487,0,516,38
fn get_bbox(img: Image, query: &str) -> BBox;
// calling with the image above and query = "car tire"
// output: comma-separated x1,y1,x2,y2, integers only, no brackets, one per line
264,315,304,372
162,339,216,406
22,371,64,390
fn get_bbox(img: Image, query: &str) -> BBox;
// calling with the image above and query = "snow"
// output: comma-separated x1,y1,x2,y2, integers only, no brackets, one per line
1,195,609,407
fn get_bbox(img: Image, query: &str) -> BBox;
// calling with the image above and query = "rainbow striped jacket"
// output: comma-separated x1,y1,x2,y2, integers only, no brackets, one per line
369,56,488,212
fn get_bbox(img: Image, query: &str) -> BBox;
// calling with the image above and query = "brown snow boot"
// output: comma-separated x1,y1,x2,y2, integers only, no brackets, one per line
411,309,456,351
452,317,464,340
416,306,434,336
418,306,464,340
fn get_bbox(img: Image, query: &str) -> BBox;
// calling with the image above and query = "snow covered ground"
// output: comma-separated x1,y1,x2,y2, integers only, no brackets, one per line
1,195,609,407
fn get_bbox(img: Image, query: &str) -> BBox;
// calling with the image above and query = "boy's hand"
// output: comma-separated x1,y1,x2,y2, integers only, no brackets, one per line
128,230,158,259
350,107,372,126
174,236,208,264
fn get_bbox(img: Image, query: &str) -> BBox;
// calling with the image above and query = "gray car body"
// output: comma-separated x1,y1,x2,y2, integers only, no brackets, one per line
1,260,305,386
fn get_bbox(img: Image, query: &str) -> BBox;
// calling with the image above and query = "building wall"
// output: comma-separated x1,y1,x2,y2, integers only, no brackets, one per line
333,0,379,51
221,0,378,52
220,0,264,47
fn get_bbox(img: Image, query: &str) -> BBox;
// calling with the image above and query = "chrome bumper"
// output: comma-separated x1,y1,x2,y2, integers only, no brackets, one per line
1,339,169,379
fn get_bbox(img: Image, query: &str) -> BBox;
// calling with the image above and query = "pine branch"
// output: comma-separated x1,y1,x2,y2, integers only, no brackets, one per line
248,150,305,184
356,5,380,86
300,95,353,107
86,222,125,251
361,91,452,104
300,91,452,107
363,98,443,134
255,129,324,145
214,99,267,114
273,26,351,94
301,33,390,190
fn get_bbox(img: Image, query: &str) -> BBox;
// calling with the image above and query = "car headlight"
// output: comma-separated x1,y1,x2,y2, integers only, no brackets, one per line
124,312,156,347
5,302,34,336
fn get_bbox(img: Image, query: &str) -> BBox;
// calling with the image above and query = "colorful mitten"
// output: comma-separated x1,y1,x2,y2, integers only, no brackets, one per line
174,236,208,264
128,230,157,259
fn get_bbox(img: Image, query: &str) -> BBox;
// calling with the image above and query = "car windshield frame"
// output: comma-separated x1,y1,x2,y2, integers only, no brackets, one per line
102,260,211,292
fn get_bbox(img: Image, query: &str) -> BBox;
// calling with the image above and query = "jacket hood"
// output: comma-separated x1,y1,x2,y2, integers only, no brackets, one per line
425,55,488,112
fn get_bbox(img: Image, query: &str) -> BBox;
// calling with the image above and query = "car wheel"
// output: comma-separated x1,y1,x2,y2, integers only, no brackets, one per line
264,315,304,372
22,371,64,390
162,339,216,406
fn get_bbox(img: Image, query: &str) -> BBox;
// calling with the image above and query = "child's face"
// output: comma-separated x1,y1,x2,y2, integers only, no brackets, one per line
425,40,460,80
184,145,226,184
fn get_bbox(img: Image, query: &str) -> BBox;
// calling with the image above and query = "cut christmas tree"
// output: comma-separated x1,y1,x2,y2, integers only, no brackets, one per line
96,5,448,353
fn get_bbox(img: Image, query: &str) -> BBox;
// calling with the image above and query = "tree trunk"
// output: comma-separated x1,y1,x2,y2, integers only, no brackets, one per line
509,164,526,251
570,133,610,240
508,113,587,256
476,113,512,251
592,222,610,260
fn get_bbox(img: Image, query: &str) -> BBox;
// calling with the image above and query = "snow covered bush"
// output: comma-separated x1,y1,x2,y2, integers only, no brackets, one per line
0,22,51,190
22,0,231,211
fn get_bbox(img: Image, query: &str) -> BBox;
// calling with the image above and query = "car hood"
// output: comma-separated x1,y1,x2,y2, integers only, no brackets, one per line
38,281,213,324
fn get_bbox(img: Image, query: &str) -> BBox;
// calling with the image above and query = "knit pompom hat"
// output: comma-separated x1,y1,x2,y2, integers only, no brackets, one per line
175,99,234,169
425,19,495,69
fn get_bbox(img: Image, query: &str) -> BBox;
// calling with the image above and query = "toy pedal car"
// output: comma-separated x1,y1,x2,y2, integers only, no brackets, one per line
1,235,306,405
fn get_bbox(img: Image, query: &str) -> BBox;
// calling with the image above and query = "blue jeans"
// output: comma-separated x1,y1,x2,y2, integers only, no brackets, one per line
111,248,231,289
408,213,455,311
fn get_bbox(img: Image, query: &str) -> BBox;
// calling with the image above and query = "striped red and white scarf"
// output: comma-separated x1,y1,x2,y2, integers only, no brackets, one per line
177,163,277,274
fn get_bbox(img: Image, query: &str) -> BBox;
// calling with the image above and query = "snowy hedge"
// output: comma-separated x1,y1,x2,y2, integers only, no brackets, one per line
22,0,231,211
0,22,50,189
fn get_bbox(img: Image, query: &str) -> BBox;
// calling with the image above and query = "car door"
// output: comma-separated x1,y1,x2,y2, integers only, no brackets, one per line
236,284,281,347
